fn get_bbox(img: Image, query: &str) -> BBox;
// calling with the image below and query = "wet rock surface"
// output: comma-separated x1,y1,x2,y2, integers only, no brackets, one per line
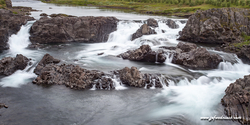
0,54,29,76
29,16,118,44
117,67,164,88
5,0,12,8
49,13,76,18
0,9,34,52
33,54,60,75
131,24,156,40
165,19,179,29
118,45,166,63
178,8,250,44
33,54,114,90
172,42,223,69
221,74,250,124
33,54,166,90
147,18,158,28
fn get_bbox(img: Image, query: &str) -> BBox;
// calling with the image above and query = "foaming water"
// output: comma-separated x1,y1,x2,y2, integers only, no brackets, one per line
150,56,250,125
75,20,185,72
0,21,43,87
5,20,44,61
8,21,36,57
0,64,36,88
0,2,246,124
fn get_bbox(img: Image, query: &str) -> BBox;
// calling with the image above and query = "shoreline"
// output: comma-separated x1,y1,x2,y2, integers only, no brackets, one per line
42,0,250,18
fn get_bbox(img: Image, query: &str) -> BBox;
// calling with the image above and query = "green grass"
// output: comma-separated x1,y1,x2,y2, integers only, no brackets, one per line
43,0,250,16
232,41,250,48
231,32,250,48
12,11,18,14
0,0,6,8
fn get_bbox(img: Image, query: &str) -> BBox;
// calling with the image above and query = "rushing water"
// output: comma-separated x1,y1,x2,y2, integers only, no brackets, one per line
0,0,248,125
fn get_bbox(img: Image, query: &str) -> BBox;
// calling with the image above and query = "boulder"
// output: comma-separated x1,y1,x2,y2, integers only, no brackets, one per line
118,67,163,88
179,20,187,24
49,13,76,18
165,19,179,29
33,54,114,90
33,54,60,75
5,0,12,8
33,54,166,90
29,16,118,44
131,24,156,41
0,9,34,52
178,8,250,44
118,45,166,63
0,54,29,76
40,13,48,17
221,74,250,124
33,64,112,90
172,42,223,69
147,18,158,28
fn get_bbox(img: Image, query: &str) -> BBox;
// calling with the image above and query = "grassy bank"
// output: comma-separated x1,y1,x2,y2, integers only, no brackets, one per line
0,0,6,8
43,0,250,17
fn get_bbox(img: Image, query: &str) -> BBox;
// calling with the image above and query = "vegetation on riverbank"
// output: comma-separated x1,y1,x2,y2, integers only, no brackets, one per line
43,0,250,17
0,0,6,8
231,33,250,48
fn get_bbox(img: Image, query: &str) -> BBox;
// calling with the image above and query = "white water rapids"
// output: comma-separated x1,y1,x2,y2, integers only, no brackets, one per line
0,2,249,124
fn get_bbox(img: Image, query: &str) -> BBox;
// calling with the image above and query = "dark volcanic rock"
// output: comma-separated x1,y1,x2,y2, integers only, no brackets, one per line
33,54,114,90
49,13,76,18
5,0,12,8
118,45,166,63
34,54,60,75
118,67,164,88
178,8,250,44
33,64,111,89
221,74,250,124
172,42,223,69
131,24,156,41
165,19,179,29
33,54,166,90
0,54,29,76
29,16,118,44
0,9,34,52
147,18,158,28
40,13,48,16
179,20,187,24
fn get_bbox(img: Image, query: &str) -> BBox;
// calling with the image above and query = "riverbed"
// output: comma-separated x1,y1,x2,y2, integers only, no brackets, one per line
0,0,247,125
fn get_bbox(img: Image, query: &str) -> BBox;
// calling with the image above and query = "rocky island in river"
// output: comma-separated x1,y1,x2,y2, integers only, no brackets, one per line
1,0,250,124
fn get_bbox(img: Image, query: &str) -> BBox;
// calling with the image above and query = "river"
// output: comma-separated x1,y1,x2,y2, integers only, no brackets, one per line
0,0,247,125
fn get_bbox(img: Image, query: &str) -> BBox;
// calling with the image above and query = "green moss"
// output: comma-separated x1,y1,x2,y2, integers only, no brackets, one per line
232,40,250,48
230,32,250,48
12,11,18,14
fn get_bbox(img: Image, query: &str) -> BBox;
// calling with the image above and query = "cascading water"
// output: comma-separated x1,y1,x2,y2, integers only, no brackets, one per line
0,21,43,87
7,21,36,57
1,1,248,124
149,56,250,125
